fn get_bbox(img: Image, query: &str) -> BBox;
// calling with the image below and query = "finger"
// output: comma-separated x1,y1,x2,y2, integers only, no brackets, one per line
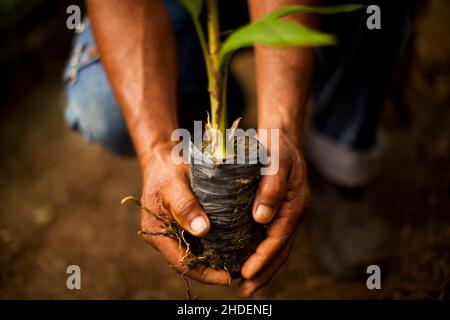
253,163,290,224
242,184,308,279
141,231,230,286
238,235,295,298
164,176,210,237
241,216,292,280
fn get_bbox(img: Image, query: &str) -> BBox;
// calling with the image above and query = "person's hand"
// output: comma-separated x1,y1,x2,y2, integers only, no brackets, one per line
238,131,310,298
139,143,230,285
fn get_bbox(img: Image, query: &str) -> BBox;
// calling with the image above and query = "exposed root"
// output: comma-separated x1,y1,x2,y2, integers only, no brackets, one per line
122,195,191,263
121,196,166,223
223,266,232,286
181,271,196,300
122,194,241,295
122,195,210,298
122,195,182,241
180,230,192,263
137,230,172,237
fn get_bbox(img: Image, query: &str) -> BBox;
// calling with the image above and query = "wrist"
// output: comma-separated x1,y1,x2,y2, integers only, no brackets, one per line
137,138,175,173
258,116,302,149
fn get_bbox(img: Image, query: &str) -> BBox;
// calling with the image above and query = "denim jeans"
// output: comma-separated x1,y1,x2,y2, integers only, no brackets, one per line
63,0,416,185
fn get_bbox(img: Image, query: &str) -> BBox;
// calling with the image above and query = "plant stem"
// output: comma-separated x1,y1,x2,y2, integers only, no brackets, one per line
191,19,212,92
220,56,231,140
207,0,227,159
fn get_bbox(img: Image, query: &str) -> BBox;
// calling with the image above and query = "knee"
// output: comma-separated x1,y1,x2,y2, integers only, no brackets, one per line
64,62,134,156
63,18,133,156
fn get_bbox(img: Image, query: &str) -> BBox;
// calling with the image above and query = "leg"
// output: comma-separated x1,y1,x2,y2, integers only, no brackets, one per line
63,0,249,154
306,0,418,277
64,19,134,155
306,0,417,187
63,1,245,154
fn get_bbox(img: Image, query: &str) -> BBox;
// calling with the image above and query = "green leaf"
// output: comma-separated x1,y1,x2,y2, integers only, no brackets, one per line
264,4,365,20
220,20,335,61
219,4,364,66
178,0,210,82
178,0,203,19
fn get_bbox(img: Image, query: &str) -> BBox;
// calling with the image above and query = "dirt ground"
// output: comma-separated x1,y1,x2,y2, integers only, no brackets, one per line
0,1,449,299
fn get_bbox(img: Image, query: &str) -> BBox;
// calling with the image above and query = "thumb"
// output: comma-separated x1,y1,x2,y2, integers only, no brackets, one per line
253,166,289,224
165,178,210,237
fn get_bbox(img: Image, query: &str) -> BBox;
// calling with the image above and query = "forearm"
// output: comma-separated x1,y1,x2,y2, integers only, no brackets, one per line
248,0,319,147
87,0,177,167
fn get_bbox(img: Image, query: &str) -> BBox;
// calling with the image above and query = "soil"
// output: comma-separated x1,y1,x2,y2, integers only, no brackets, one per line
189,139,265,277
0,0,449,299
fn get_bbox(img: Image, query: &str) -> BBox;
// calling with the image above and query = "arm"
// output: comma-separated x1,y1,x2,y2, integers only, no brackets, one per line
88,0,177,163
239,0,316,297
87,0,229,285
253,0,318,147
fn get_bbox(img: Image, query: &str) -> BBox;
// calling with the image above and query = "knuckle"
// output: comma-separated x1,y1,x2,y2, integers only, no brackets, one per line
172,197,199,221
259,179,285,204
288,156,306,181
282,200,303,220
285,189,300,203
273,235,290,250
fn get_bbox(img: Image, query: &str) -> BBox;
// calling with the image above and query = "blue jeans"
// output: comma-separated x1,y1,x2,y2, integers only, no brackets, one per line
64,1,416,166
64,0,245,155
63,18,133,155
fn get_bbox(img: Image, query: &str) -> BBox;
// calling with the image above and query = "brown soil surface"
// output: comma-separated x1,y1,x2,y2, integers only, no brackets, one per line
0,0,448,299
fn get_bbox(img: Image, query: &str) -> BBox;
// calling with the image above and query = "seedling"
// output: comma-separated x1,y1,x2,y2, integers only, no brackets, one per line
174,1,364,277
179,0,363,160
125,2,364,280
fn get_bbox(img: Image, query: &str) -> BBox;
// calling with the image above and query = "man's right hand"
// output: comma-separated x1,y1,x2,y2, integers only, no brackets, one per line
139,144,230,285
88,0,229,286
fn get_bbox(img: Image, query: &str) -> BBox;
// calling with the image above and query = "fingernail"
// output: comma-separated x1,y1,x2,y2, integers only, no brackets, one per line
190,217,208,235
255,205,273,223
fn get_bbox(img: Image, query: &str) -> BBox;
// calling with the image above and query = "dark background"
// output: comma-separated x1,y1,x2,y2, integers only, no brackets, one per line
0,0,449,299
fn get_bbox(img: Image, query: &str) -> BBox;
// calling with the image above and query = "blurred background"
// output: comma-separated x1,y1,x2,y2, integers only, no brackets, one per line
0,0,449,299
